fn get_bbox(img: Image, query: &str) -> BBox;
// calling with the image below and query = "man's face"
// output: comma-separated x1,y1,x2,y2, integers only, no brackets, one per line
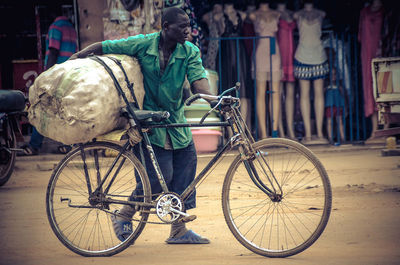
165,14,191,44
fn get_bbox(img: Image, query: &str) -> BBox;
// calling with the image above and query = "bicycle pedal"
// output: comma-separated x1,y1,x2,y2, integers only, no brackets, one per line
178,215,197,223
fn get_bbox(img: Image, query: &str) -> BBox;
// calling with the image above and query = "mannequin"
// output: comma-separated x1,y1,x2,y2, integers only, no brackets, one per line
215,3,252,130
277,1,296,139
202,3,223,71
358,0,384,142
293,0,329,144
249,2,282,139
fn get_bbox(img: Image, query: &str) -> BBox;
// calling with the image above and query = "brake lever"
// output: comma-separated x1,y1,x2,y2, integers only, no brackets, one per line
199,97,224,124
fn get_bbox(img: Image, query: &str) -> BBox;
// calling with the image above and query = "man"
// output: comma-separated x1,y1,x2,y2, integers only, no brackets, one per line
70,7,211,244
21,9,77,155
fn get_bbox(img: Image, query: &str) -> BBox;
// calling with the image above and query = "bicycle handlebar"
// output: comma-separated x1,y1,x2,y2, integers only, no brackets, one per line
185,82,241,125
185,82,241,107
220,82,241,98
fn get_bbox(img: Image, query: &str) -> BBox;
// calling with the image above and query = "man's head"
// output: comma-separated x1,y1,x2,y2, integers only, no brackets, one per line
48,4,74,23
161,7,191,44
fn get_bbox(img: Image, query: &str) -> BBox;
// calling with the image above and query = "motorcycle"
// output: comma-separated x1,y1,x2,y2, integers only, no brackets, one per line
0,90,27,186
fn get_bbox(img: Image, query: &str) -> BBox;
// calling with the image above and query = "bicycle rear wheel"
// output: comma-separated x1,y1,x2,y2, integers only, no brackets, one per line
0,119,16,186
222,138,331,258
46,141,151,257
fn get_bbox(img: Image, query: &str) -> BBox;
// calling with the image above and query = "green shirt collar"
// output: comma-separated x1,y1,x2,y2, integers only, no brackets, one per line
146,32,187,60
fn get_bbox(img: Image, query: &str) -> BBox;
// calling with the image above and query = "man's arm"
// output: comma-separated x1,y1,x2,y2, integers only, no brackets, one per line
191,78,211,95
69,42,103,59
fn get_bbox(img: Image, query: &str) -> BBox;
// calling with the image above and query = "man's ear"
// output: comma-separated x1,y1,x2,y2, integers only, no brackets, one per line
162,21,169,31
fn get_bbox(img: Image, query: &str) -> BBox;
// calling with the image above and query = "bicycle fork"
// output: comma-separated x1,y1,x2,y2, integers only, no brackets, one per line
228,112,283,202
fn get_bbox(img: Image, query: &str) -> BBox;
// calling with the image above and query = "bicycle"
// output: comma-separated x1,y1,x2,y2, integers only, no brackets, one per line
46,82,332,258
0,89,26,186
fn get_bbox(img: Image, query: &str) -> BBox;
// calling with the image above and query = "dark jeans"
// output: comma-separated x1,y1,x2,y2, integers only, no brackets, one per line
29,127,44,150
132,141,197,210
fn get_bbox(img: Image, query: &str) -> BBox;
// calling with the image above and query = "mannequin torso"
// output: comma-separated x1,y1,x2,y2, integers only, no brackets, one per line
293,3,325,24
294,3,326,65
370,0,383,12
202,4,223,35
277,3,293,22
225,4,239,26
245,5,256,17
202,4,223,71
250,3,281,79
214,4,246,35
249,3,280,24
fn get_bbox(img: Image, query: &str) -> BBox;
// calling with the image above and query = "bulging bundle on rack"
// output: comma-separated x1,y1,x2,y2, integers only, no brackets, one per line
28,54,145,145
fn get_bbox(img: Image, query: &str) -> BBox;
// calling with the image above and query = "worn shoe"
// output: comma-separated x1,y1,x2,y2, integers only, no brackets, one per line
111,210,133,241
57,145,73,154
18,144,39,156
165,230,210,244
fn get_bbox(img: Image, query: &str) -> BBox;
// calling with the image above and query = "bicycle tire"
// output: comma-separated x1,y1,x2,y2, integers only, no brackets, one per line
222,138,331,258
46,141,151,257
0,119,16,186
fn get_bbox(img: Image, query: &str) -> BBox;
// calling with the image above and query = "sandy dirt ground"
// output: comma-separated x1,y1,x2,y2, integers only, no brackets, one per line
0,144,400,265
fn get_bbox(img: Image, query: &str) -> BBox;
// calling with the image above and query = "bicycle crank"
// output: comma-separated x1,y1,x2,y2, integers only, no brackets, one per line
155,193,196,223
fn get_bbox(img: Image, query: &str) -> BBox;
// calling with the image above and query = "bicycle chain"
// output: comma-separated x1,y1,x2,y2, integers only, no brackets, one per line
101,207,170,225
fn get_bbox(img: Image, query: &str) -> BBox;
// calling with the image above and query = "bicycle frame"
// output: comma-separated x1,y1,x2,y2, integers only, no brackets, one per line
87,119,232,209
85,95,282,214
145,120,232,202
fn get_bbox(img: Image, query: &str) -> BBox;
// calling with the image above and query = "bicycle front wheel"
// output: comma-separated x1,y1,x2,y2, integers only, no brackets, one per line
46,141,151,257
222,138,331,258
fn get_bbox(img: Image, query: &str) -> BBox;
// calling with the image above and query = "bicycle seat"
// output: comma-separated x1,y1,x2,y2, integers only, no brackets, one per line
0,90,26,112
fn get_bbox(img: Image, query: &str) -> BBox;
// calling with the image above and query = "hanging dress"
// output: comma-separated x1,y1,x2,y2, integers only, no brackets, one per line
242,16,256,58
325,84,345,118
217,13,251,98
203,13,219,70
278,19,296,82
358,5,383,117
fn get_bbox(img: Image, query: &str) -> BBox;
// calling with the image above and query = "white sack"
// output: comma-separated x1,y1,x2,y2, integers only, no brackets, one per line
28,54,145,145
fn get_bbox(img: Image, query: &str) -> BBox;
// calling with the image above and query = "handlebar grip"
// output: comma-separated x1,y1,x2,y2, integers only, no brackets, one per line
235,82,241,91
185,94,201,106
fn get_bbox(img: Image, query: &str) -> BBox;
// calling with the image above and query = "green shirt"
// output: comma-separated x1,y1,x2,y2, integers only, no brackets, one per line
102,32,207,149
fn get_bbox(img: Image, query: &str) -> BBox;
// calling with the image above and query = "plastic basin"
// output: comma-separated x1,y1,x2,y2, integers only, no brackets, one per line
191,129,222,153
